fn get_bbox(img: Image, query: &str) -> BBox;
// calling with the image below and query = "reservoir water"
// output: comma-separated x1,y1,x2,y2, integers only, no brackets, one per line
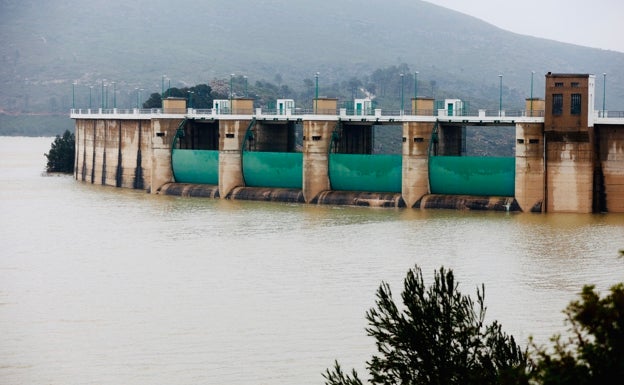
1,136,623,385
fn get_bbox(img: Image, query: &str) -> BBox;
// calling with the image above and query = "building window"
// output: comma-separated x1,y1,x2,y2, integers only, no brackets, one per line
552,94,563,115
555,82,564,87
571,82,580,88
571,93,582,115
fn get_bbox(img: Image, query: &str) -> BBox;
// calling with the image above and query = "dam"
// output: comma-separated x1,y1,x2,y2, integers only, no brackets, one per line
70,73,624,213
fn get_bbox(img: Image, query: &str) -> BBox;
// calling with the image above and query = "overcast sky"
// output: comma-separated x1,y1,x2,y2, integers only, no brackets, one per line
425,0,624,53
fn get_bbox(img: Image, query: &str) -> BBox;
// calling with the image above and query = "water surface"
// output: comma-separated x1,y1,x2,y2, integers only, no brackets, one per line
1,136,623,385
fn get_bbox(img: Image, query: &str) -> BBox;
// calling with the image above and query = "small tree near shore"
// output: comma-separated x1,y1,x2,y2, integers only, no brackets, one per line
323,265,528,385
45,129,75,173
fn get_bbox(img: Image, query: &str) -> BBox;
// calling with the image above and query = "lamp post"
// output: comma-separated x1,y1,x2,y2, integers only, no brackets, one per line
400,73,404,115
315,72,319,113
414,71,419,114
162,74,166,98
101,79,105,109
230,74,234,113
188,91,193,109
104,84,108,109
72,81,76,109
498,74,503,117
530,71,535,116
135,88,139,109
602,73,607,117
244,76,248,97
89,86,93,109
112,81,116,109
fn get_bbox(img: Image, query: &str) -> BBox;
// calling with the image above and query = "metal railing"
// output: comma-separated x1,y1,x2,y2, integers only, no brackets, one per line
70,108,163,115
70,107,624,121
596,110,624,118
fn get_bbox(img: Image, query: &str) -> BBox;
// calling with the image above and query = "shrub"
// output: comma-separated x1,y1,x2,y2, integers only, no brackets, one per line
45,129,75,173
323,265,529,385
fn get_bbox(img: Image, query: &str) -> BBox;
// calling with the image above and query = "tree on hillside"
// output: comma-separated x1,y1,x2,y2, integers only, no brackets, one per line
142,84,214,109
323,265,529,385
45,129,75,173
143,92,161,108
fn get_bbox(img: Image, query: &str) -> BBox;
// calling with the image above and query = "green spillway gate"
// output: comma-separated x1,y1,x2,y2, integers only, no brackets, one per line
329,154,402,193
170,119,219,185
172,149,219,184
428,156,515,196
242,152,303,189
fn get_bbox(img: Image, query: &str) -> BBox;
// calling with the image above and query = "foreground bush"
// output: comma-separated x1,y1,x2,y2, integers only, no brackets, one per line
323,265,528,385
45,129,75,173
323,255,624,385
529,283,624,385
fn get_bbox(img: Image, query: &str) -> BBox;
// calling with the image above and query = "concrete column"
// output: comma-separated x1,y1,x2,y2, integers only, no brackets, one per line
402,121,435,207
219,119,251,198
545,132,595,213
92,119,106,184
515,123,545,212
101,119,116,187
598,125,624,212
150,118,182,193
302,120,337,202
74,119,86,181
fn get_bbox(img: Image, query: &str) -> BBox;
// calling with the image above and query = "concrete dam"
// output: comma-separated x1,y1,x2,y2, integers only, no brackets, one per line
71,73,624,213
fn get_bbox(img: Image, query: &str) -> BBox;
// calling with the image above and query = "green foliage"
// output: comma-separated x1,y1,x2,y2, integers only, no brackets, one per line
324,361,364,385
529,283,624,385
144,84,215,109
143,92,161,109
2,0,623,118
324,265,528,385
44,129,75,173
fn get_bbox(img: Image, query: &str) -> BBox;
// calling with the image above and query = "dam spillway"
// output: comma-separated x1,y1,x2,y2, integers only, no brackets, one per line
70,73,624,213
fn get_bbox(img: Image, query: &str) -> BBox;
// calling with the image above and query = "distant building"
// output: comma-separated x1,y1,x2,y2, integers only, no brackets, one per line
354,98,372,115
441,99,464,116
276,99,295,115
213,99,230,114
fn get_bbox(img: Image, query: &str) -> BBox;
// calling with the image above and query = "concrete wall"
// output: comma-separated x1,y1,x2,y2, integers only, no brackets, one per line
599,124,624,212
314,98,338,115
302,120,337,202
232,99,254,115
74,119,180,191
544,74,593,132
151,118,183,192
163,98,186,114
402,121,435,207
546,131,594,213
412,98,434,115
218,119,251,198
543,74,596,213
515,123,545,212
525,98,545,117
75,118,154,191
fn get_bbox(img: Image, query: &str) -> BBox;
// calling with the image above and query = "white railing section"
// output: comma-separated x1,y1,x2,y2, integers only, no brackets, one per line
70,108,624,124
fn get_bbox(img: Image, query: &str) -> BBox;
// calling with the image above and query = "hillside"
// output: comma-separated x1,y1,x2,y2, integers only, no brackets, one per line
1,0,623,121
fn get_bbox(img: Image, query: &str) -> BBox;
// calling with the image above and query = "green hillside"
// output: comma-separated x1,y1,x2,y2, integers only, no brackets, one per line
1,0,623,121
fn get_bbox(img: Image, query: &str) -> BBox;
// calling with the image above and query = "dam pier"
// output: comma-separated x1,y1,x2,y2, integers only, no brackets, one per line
71,73,624,213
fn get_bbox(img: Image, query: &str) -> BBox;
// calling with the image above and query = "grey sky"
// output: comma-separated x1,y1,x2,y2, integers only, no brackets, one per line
425,0,624,53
